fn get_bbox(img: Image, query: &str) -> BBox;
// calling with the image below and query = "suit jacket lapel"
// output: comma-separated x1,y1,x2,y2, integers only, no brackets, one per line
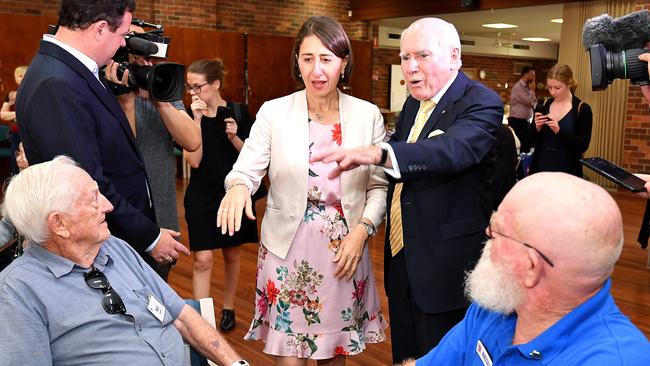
417,72,469,141
398,98,420,142
291,89,310,178
39,41,140,150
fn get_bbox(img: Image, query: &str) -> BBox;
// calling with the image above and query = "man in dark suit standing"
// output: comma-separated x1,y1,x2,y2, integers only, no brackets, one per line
16,0,189,279
311,17,502,363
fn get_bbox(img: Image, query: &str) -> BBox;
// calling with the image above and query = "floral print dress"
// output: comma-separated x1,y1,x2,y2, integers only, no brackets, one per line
244,120,387,359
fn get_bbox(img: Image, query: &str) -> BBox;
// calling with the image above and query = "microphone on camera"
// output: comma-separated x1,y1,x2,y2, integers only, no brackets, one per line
582,9,650,52
126,36,159,56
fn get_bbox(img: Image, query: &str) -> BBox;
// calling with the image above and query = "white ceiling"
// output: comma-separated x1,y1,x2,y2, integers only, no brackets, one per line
379,4,564,44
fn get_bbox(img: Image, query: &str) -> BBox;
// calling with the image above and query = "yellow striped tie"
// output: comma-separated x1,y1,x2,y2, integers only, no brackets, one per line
389,100,436,256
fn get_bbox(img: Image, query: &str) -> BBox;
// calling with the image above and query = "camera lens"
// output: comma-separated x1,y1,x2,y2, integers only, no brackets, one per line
147,63,185,102
589,44,649,91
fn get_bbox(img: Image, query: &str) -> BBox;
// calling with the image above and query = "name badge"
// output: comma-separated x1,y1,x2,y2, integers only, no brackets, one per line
147,294,166,323
476,339,493,366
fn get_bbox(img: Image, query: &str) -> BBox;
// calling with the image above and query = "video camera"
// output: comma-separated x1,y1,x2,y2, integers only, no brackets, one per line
583,10,650,91
110,18,185,102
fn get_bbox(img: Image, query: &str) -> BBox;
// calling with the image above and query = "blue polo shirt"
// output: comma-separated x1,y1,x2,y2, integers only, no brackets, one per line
0,236,186,365
417,280,650,365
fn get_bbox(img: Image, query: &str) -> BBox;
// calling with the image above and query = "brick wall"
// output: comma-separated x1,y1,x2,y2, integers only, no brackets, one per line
462,55,556,105
0,0,58,16
0,0,367,40
371,46,556,110
624,87,650,172
371,47,400,109
622,1,650,172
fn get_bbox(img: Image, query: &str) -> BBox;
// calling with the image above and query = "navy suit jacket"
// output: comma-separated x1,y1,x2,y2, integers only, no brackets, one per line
17,40,159,253
385,72,503,314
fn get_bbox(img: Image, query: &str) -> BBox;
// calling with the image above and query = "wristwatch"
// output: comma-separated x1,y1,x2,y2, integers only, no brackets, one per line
230,361,250,366
360,221,376,237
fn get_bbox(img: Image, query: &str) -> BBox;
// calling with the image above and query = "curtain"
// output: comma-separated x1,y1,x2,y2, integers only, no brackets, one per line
558,0,633,188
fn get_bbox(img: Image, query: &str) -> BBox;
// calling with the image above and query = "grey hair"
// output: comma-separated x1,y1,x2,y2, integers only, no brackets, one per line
2,156,81,244
402,17,463,68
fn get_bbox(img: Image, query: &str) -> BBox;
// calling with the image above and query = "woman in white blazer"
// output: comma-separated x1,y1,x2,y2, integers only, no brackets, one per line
218,16,388,366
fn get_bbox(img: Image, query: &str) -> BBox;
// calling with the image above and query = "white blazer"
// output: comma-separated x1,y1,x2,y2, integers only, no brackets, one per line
226,89,388,260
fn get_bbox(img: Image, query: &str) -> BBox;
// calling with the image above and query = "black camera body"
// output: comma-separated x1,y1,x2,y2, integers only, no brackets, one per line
583,10,650,91
110,19,185,102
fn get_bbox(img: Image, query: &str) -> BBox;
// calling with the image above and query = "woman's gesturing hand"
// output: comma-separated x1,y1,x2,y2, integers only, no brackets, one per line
217,181,255,236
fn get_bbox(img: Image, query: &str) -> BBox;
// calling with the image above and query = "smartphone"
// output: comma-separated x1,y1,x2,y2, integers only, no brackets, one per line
534,104,548,116
216,106,234,121
580,157,647,192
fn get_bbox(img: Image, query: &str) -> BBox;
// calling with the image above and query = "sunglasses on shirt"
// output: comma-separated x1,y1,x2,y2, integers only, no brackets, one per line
84,266,127,315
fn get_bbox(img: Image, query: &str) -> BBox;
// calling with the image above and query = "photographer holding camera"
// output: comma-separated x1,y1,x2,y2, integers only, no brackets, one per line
104,25,201,280
16,0,190,278
581,10,650,247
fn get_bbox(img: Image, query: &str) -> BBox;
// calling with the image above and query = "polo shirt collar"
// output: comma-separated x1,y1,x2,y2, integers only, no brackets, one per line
512,279,612,363
26,241,113,278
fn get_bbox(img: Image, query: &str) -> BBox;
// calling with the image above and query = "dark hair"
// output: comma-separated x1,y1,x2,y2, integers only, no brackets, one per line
188,58,227,88
58,0,136,32
521,66,534,76
290,16,354,86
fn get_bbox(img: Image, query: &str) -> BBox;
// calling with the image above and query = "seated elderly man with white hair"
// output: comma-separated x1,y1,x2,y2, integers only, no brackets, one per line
406,172,650,365
0,156,249,366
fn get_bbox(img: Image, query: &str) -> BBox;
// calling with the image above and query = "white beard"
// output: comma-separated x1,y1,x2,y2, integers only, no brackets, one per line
465,241,525,315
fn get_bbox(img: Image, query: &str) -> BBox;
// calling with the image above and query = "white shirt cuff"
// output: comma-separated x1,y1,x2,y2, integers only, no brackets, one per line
379,142,401,179
145,231,162,253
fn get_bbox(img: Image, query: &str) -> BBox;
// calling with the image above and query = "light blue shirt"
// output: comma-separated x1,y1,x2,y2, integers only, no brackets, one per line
0,236,186,365
417,279,650,365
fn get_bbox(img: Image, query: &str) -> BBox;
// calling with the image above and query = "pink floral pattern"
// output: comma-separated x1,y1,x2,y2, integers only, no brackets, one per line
245,120,387,359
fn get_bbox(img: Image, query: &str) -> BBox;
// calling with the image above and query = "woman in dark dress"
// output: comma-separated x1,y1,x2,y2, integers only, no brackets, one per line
183,59,258,332
527,63,593,177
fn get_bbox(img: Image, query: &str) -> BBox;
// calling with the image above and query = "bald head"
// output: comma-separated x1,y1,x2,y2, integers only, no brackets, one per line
499,173,623,279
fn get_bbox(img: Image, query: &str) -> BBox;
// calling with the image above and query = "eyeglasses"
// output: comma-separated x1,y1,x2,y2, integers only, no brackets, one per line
84,266,127,314
185,81,209,94
486,223,555,267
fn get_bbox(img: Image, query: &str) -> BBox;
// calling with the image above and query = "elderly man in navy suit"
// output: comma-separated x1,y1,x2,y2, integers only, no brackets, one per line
16,0,189,279
311,17,503,363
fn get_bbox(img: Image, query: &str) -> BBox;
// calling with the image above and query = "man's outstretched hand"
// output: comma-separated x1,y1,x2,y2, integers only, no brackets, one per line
310,145,383,179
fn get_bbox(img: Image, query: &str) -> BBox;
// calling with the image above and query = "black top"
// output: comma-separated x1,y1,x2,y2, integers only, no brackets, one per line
526,95,593,177
183,102,258,249
493,125,518,207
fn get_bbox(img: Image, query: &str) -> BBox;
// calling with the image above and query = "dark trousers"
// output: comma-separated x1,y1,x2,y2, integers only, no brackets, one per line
507,116,530,153
387,251,467,363
9,131,21,175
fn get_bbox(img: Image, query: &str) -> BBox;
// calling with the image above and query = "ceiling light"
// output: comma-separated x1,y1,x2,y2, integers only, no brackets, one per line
482,23,518,29
550,18,563,24
522,37,551,42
